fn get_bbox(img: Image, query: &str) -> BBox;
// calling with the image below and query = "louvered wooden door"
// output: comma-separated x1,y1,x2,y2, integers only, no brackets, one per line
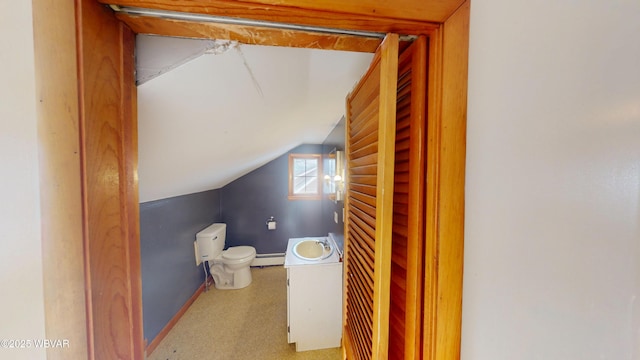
343,34,399,360
388,37,428,360
343,34,428,360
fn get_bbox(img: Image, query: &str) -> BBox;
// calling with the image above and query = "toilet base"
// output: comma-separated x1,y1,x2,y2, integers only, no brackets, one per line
210,264,252,290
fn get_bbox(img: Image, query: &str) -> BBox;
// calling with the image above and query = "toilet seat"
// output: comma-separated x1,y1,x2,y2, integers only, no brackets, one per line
218,246,256,264
223,246,256,260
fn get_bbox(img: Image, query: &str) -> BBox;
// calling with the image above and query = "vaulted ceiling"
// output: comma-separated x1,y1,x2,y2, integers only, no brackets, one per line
137,35,373,202
112,0,463,202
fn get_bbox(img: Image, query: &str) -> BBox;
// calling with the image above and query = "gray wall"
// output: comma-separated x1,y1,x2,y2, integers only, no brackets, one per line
221,144,326,253
140,189,221,343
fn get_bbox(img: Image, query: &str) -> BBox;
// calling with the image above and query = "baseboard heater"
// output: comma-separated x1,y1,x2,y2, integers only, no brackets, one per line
251,253,285,267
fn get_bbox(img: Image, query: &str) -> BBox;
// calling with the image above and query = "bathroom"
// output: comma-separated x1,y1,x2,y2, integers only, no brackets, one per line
139,140,346,349
137,36,369,352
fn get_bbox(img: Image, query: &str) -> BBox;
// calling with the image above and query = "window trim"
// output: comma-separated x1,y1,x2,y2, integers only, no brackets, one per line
288,153,322,200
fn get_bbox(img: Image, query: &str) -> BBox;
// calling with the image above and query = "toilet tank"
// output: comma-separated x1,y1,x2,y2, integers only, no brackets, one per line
195,223,226,262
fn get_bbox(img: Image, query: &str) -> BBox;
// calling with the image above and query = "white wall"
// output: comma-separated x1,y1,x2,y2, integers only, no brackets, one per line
463,1,640,359
0,2,46,359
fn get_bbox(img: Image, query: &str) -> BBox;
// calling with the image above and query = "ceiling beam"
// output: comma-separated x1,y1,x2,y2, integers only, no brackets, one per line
101,0,442,36
117,14,383,52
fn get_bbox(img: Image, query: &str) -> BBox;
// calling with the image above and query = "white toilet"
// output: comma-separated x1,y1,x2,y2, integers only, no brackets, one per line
196,223,256,290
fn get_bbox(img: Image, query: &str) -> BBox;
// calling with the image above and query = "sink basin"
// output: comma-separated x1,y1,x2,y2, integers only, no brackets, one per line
293,239,334,261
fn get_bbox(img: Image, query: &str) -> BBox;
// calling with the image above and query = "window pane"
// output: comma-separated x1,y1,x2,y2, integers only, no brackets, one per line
293,159,306,176
306,177,318,193
293,177,306,194
293,175,318,195
289,154,321,199
307,159,318,177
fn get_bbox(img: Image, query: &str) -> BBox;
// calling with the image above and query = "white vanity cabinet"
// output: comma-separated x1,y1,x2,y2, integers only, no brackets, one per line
284,237,343,351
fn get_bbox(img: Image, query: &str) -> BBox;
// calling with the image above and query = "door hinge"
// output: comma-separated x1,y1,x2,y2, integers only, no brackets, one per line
287,325,290,333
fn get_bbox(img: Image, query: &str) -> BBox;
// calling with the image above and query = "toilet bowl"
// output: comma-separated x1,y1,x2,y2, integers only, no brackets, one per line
195,223,257,290
210,246,256,289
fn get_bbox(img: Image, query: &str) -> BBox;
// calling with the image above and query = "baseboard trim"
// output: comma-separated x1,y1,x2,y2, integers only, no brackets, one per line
251,253,285,267
145,277,209,356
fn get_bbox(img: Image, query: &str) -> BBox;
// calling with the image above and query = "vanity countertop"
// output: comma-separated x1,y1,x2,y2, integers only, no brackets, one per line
284,236,341,267
328,233,343,258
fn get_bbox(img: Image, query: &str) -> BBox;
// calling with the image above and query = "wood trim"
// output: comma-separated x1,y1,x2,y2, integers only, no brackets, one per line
423,25,443,360
234,0,463,23
434,2,469,358
77,1,143,359
104,0,442,34
116,14,382,52
423,1,469,359
121,22,145,360
146,278,210,356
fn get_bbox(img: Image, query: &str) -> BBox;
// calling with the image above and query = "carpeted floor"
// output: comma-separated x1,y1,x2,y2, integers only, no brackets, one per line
147,266,342,360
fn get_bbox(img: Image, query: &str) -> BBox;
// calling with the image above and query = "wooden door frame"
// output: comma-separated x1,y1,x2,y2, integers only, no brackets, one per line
35,0,468,359
423,3,470,358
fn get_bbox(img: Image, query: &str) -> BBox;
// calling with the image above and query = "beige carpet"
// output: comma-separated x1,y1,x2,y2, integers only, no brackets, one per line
147,266,342,360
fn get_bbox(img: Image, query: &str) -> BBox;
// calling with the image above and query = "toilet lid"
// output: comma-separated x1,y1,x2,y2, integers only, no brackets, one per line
223,246,255,260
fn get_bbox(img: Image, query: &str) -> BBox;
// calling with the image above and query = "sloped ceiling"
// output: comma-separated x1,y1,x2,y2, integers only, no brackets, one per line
137,35,373,202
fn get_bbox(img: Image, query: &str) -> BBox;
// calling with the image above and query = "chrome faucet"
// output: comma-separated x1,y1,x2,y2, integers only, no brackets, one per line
316,239,330,250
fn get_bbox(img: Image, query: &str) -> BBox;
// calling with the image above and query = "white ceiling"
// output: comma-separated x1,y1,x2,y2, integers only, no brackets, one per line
137,35,373,202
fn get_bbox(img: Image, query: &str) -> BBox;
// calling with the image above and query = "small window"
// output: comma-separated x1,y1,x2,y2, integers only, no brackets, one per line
288,154,322,200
